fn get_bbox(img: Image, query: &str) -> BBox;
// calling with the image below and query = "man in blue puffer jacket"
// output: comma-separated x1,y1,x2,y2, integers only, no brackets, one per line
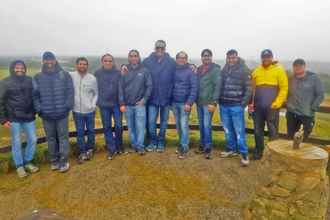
172,52,198,159
33,51,74,173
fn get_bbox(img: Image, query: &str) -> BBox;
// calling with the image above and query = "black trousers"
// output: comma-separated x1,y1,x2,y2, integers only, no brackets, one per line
286,111,314,143
253,107,280,155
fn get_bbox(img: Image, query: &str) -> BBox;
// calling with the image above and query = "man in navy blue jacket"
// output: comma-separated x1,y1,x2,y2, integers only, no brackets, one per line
172,52,198,159
33,51,74,172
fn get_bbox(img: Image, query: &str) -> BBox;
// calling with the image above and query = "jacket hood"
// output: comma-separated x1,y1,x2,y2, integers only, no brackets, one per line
102,65,119,73
149,52,171,62
177,63,190,70
127,64,143,71
9,60,27,80
223,57,246,71
42,61,63,74
295,71,316,80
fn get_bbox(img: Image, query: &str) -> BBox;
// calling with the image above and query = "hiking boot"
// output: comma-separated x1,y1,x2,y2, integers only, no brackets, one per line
107,151,115,160
176,146,182,154
117,149,128,155
60,161,70,173
157,143,164,153
138,148,146,155
220,148,237,157
129,147,138,154
25,163,39,172
85,150,93,160
17,167,27,178
241,153,249,167
178,148,188,159
51,161,60,171
204,149,213,159
146,144,157,152
250,152,263,160
194,146,205,154
78,154,86,164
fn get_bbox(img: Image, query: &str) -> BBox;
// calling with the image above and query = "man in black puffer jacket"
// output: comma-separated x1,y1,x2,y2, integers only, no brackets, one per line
0,60,38,178
219,49,253,167
33,52,74,173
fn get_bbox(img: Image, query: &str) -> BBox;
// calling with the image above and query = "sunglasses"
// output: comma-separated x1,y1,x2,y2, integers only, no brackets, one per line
155,47,165,51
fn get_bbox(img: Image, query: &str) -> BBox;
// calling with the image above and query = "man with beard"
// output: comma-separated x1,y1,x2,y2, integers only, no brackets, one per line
0,60,38,177
33,51,74,172
70,57,98,164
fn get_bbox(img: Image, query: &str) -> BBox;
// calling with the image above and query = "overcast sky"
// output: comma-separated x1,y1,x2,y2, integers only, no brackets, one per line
0,0,329,62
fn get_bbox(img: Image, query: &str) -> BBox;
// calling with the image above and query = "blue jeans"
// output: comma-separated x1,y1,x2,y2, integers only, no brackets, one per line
172,102,191,149
148,105,170,145
220,105,248,154
197,105,214,149
42,116,69,163
73,111,95,154
10,120,37,168
124,105,146,149
100,106,123,151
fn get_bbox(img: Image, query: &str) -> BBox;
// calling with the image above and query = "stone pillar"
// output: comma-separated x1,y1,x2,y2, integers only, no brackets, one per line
244,140,329,220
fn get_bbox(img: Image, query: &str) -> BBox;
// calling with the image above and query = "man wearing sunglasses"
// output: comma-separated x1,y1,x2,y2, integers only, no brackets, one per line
121,40,196,153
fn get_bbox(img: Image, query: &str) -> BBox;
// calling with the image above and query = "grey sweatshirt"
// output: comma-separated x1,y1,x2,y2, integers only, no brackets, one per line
286,71,324,117
70,71,98,114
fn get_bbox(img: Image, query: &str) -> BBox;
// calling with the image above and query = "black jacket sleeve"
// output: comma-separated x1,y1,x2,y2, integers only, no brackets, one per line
142,70,153,102
118,75,125,107
0,80,9,124
241,66,254,108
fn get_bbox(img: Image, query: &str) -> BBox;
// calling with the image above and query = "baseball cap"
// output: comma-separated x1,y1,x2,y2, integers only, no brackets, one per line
293,59,306,66
43,51,56,59
261,49,273,58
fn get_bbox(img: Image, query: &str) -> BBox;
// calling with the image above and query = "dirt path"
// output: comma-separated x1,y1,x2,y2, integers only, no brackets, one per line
0,148,329,220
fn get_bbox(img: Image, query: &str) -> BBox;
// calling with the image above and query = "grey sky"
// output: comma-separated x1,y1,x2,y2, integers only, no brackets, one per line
0,0,329,62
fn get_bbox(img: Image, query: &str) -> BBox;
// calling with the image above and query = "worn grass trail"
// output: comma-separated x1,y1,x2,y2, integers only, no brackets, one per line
0,148,259,220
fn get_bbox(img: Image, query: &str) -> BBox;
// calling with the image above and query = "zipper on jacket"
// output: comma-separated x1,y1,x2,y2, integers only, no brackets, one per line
79,77,82,113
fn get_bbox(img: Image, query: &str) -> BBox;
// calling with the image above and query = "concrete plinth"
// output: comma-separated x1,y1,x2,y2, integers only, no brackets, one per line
244,140,329,220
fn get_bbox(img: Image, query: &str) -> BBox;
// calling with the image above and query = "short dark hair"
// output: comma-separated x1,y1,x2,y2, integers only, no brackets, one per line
201,49,213,57
226,49,238,56
155,40,166,47
76,57,89,65
102,53,114,61
176,51,188,60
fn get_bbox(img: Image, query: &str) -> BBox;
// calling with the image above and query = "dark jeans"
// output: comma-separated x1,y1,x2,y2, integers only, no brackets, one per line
73,111,95,154
100,106,123,151
253,107,280,155
42,116,69,163
286,111,314,143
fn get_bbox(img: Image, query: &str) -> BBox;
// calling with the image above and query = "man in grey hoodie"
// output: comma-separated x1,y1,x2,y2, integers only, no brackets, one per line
70,57,98,164
286,59,324,142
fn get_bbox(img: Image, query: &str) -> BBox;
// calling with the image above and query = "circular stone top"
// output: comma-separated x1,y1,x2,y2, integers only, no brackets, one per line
268,140,328,160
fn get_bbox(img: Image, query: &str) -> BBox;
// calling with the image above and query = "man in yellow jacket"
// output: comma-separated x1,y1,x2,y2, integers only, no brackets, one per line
249,49,288,160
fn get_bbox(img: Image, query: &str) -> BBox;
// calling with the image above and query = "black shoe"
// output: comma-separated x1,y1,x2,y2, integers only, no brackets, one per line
195,146,205,154
179,148,188,159
85,150,93,160
78,153,86,164
205,149,213,159
118,149,128,155
138,148,146,155
241,153,250,166
250,153,263,160
107,151,115,160
176,146,182,154
129,147,138,154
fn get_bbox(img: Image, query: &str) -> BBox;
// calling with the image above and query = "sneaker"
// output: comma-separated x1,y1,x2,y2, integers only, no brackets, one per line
117,149,128,155
157,143,164,153
176,146,182,154
250,153,263,160
179,148,188,159
60,161,70,173
107,151,115,160
129,147,138,154
25,163,39,172
138,148,146,155
204,149,213,159
146,144,157,152
85,150,93,160
241,153,249,167
17,167,27,178
77,154,86,164
220,148,237,157
51,161,60,171
114,150,119,155
194,146,205,154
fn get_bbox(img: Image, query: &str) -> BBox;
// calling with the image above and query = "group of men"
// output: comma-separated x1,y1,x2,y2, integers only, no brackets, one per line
0,40,324,178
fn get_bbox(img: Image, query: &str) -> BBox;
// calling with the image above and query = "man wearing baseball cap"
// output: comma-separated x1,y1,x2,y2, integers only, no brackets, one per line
249,49,288,160
32,51,74,172
286,59,324,142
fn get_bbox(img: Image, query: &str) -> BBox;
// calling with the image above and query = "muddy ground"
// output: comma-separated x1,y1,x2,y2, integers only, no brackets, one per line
0,148,329,220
